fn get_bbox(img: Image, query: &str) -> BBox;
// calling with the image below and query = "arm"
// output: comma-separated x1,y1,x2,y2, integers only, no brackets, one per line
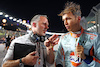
87,35,100,67
46,47,55,64
44,34,59,64
55,42,64,67
2,59,20,67
2,51,39,67
76,34,100,67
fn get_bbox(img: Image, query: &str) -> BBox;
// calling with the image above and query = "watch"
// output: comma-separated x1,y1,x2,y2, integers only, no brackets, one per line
20,58,22,63
19,58,24,67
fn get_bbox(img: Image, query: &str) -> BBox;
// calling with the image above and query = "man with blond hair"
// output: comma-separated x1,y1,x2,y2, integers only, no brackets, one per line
55,2,100,67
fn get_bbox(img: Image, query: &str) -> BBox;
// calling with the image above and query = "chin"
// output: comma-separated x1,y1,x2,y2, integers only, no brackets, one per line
42,33,46,36
40,33,45,36
67,29,71,32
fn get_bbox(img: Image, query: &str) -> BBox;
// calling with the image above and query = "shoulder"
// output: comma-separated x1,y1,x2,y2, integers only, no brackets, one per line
15,34,29,40
58,32,70,44
83,30,99,40
60,32,70,39
12,33,31,44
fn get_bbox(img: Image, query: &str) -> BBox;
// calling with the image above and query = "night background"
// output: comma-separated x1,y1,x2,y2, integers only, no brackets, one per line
0,0,100,66
0,0,100,32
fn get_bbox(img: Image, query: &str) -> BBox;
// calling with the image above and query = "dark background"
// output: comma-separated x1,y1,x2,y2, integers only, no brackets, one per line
0,0,100,32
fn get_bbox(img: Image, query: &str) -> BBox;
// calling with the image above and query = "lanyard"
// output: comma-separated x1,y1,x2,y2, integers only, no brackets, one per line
75,37,80,57
36,42,41,65
75,37,80,47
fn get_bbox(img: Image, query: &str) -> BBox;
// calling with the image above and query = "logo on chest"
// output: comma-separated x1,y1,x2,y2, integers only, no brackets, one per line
70,52,82,66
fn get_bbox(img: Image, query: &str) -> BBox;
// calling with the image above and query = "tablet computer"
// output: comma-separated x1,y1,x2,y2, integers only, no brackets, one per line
13,43,36,60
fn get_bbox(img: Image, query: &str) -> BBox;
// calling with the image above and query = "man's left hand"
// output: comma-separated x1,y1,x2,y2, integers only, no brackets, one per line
44,34,59,50
76,44,86,59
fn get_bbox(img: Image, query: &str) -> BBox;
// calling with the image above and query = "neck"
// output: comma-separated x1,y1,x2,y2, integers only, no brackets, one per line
70,27,84,38
71,25,81,32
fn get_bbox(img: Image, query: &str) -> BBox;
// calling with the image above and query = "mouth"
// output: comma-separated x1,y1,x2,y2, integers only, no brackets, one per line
65,26,70,29
43,29,47,33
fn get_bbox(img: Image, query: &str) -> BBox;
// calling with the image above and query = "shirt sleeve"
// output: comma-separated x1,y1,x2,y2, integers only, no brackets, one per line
42,44,54,67
1,40,15,67
55,37,64,66
85,34,100,67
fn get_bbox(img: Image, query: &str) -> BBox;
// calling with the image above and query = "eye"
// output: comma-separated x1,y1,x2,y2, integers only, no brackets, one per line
66,18,71,20
43,23,46,25
63,17,71,21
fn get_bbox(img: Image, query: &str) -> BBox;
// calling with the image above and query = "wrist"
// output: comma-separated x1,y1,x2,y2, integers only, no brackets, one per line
47,47,53,52
82,54,86,60
19,58,24,66
83,55,93,64
21,57,26,65
46,47,54,54
19,58,22,63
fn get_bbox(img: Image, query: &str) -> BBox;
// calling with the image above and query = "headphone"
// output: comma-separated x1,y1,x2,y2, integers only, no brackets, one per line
30,33,45,42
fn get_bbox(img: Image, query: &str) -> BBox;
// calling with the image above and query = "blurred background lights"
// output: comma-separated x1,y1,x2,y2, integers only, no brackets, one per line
0,12,3,15
11,24,13,26
17,23,19,26
13,18,17,21
3,24,6,26
0,11,31,29
27,20,29,23
5,14,9,17
2,19,7,23
9,17,13,19
17,20,20,22
22,20,26,23
19,21,22,24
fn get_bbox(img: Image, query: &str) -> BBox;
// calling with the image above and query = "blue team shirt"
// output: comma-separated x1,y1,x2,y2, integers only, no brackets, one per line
55,28,100,67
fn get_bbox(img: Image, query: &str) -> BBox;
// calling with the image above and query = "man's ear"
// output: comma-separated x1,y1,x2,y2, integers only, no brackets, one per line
78,16,81,21
32,23,36,27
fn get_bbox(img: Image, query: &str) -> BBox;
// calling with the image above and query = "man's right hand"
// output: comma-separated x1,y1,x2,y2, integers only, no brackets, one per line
22,51,39,66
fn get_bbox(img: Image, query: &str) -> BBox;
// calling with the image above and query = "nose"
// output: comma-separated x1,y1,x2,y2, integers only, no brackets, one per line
64,20,68,25
45,25,49,29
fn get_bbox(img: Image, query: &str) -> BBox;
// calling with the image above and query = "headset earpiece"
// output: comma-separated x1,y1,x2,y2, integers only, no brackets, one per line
30,33,45,42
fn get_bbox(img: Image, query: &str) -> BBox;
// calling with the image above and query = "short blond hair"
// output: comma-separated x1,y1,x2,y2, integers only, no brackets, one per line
59,2,81,16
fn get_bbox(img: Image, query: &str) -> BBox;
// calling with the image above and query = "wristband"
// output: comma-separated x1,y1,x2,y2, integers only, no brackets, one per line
83,55,93,64
19,58,24,66
20,58,22,63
